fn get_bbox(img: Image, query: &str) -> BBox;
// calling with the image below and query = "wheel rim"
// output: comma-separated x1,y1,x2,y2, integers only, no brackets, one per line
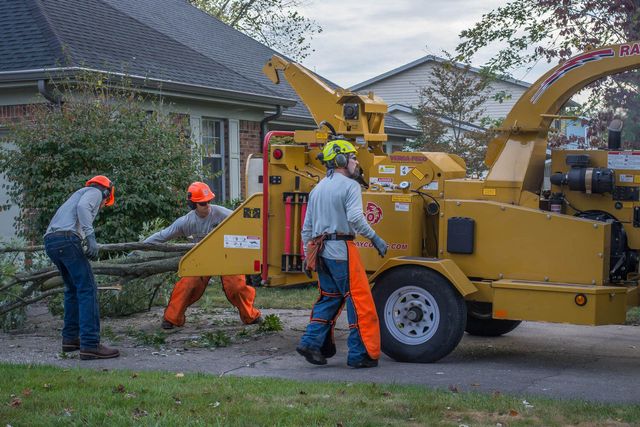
384,285,440,345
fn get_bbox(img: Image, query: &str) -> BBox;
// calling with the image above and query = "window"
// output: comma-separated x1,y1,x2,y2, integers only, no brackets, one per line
201,118,225,200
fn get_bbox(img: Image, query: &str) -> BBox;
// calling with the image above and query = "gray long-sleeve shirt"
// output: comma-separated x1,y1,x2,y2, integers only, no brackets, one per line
301,172,376,260
144,205,232,244
45,187,103,239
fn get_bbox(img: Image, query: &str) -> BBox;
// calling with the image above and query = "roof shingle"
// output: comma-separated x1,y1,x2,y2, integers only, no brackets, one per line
0,0,415,135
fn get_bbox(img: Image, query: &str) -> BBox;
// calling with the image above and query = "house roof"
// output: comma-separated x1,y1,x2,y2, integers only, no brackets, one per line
350,54,532,91
388,104,484,133
0,0,416,136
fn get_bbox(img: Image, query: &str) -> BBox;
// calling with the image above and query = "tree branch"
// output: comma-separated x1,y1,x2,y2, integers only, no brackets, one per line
0,242,194,254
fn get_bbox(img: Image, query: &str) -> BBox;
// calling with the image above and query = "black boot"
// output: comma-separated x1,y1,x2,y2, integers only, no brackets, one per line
296,345,327,365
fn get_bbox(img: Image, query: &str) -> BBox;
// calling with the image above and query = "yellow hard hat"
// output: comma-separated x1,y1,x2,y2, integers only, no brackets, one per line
320,139,357,162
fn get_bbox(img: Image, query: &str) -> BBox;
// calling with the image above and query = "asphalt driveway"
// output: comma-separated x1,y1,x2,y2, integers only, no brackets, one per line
2,304,639,403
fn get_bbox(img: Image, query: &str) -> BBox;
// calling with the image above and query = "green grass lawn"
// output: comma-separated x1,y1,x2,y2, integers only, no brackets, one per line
2,363,639,426
199,279,318,311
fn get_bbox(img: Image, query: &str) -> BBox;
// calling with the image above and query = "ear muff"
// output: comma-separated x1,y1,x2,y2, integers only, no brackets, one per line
333,144,348,168
101,186,111,200
89,183,112,201
187,192,197,210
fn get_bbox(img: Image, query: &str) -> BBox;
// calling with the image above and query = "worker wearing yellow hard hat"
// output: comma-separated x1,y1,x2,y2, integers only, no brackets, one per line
297,138,387,368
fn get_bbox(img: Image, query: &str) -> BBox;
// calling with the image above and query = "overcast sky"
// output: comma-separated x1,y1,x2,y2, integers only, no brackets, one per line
298,0,552,88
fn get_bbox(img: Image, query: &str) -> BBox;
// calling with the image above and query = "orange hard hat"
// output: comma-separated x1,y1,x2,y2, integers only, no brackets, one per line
86,175,115,207
187,181,215,203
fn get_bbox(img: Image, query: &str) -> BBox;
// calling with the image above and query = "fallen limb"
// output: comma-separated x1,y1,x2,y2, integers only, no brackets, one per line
0,242,192,317
0,242,194,254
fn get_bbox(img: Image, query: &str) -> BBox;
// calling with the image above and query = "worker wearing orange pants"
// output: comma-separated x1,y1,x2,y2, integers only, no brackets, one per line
164,275,261,326
144,182,262,328
298,140,387,368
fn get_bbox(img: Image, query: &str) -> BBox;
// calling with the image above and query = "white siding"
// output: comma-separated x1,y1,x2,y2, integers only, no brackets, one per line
354,60,529,126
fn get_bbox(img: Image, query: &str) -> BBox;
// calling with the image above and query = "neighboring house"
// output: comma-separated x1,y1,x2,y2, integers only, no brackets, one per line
349,55,533,151
0,0,417,240
350,54,586,153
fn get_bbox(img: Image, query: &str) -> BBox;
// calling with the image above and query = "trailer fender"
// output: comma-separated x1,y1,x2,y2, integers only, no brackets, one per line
369,257,477,297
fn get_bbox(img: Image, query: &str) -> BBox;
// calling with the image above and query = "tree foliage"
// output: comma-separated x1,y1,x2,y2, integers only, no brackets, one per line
0,73,198,244
189,0,321,61
412,56,495,175
456,0,640,146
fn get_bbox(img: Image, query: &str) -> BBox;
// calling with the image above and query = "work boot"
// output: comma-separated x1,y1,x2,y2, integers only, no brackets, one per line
250,316,264,325
161,319,175,330
347,355,378,369
320,336,336,359
62,338,80,352
79,344,120,360
296,345,327,365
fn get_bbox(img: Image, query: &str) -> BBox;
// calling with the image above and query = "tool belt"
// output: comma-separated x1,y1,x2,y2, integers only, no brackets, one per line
324,233,355,241
305,233,355,271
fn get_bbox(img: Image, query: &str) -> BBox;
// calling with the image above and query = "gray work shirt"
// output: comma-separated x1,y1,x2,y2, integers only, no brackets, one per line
301,172,376,260
45,187,103,239
144,205,232,244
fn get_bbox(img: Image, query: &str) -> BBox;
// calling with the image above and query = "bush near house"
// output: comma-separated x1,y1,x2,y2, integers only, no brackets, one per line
0,72,199,244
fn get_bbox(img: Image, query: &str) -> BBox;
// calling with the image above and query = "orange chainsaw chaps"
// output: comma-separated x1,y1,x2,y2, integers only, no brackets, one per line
346,241,381,359
164,276,210,326
221,275,262,324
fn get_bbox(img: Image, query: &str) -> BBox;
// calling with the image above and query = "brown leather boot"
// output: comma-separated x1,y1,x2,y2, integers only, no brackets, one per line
62,338,80,352
80,344,120,360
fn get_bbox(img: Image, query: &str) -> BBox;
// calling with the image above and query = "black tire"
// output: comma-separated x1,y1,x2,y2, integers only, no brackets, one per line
465,302,521,336
372,266,467,363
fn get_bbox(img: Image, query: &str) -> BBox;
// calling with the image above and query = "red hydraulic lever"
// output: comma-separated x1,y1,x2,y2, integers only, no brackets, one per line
284,195,293,254
261,131,295,283
299,196,307,259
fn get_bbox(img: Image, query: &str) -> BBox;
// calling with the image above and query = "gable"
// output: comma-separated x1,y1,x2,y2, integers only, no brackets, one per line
352,60,529,122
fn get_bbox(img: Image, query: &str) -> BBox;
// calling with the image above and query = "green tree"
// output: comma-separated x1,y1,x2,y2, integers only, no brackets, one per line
189,0,321,61
0,73,198,244
412,55,495,175
456,0,640,146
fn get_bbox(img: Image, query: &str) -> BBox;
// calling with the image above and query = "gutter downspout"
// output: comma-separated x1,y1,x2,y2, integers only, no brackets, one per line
259,105,283,153
37,79,62,108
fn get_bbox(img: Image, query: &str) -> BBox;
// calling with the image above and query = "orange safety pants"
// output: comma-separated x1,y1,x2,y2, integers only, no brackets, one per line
163,275,261,326
299,241,380,363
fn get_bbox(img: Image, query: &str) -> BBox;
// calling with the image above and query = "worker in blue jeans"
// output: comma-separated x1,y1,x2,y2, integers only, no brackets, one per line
299,139,387,368
44,175,119,360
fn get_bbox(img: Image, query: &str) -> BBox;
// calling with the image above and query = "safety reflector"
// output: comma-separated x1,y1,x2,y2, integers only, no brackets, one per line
273,148,283,160
574,293,587,306
494,309,508,318
254,260,261,272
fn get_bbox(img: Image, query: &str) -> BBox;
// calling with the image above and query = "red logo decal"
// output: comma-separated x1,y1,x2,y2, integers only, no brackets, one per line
531,48,615,103
620,43,640,57
365,202,383,225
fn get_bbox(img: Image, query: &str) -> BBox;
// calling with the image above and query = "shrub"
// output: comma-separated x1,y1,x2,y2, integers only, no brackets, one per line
0,72,199,244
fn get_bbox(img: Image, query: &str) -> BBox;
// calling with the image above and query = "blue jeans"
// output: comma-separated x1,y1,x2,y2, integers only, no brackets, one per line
299,257,368,365
44,233,100,348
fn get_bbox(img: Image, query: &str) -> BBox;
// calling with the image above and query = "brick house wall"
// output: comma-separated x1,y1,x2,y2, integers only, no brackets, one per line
239,120,261,198
0,104,38,127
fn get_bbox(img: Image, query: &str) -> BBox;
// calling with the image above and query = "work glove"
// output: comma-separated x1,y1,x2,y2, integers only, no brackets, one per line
370,234,388,258
85,233,99,261
302,259,313,279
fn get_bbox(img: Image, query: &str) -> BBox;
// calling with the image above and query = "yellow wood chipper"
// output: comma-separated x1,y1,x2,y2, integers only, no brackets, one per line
179,42,640,362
